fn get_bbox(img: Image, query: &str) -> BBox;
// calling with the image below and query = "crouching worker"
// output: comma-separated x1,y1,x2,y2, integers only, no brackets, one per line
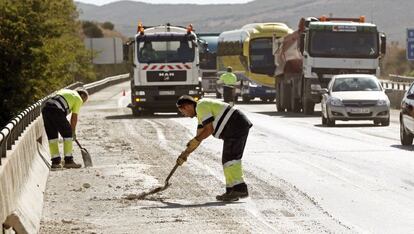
176,95,252,202
42,88,88,169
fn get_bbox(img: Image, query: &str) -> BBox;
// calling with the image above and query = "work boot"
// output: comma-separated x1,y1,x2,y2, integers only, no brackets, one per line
63,157,82,169
51,157,62,170
232,183,249,199
216,192,239,202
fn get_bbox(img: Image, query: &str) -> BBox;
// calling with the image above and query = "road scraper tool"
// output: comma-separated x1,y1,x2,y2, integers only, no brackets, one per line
136,149,191,199
75,139,93,167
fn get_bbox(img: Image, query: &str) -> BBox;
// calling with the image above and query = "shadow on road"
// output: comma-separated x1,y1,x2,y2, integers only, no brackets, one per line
105,113,182,120
391,144,414,151
141,200,242,209
254,111,321,118
314,123,384,128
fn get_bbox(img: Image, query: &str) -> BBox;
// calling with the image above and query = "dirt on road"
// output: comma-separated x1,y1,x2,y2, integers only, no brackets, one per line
39,84,350,234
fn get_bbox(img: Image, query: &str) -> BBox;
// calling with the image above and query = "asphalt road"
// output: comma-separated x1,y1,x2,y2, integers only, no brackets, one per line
40,81,414,233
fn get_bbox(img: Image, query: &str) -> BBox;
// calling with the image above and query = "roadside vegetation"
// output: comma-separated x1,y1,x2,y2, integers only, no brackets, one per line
0,0,95,126
0,1,127,127
382,42,414,77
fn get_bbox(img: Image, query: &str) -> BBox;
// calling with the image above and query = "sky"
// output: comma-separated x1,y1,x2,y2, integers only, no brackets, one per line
76,0,252,5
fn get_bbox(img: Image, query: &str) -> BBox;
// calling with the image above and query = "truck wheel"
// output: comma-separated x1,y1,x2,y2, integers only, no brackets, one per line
260,97,268,102
303,100,315,115
242,95,250,103
132,109,142,117
291,98,301,113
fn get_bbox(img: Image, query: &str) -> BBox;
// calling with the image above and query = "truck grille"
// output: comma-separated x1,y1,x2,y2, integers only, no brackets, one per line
147,70,186,82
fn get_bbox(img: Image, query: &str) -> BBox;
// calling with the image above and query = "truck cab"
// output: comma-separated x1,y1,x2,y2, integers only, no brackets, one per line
126,24,202,115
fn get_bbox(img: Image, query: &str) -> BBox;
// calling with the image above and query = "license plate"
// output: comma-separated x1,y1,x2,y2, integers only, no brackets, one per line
265,90,275,93
347,108,370,113
159,90,175,95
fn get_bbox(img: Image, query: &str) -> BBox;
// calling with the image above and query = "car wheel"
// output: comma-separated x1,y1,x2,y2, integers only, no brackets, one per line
381,117,390,126
373,120,381,125
321,114,327,125
327,116,335,127
400,120,413,145
216,92,222,99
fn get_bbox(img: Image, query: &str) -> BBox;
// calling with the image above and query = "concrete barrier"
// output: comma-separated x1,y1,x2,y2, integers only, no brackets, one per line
0,73,130,233
386,90,406,109
0,118,49,233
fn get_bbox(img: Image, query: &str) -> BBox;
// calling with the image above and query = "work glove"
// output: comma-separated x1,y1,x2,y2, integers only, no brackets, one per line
186,137,201,154
176,151,190,166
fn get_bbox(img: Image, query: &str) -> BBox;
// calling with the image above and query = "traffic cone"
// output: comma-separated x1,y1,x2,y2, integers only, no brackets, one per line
122,90,126,96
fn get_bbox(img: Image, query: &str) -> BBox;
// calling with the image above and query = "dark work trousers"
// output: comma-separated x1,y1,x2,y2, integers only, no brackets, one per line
223,85,235,103
220,109,252,193
42,106,72,143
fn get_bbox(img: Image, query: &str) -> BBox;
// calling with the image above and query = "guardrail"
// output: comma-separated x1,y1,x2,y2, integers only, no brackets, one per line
0,74,129,166
389,74,414,83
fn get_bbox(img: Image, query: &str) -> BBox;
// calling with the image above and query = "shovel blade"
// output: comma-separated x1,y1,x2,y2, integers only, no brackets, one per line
81,148,93,167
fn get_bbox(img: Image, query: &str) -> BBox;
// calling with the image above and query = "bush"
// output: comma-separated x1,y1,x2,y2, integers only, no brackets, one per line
82,21,103,38
102,21,114,30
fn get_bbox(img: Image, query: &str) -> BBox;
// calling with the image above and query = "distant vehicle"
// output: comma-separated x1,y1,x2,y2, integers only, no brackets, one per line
124,23,202,115
400,82,414,145
197,33,220,94
240,81,275,102
274,16,386,114
320,74,390,127
217,22,292,102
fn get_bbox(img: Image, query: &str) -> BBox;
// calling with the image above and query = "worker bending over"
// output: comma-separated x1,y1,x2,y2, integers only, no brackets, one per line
176,95,252,201
42,88,88,169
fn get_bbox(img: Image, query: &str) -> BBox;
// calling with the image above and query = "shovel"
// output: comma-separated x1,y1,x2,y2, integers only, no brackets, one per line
75,139,93,167
136,149,190,199
136,163,179,199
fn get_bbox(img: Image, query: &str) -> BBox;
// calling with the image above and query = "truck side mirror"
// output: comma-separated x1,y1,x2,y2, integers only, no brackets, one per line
299,33,305,54
380,33,386,55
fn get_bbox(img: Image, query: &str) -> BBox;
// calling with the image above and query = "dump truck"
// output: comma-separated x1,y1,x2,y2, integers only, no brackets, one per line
273,16,386,114
197,33,220,94
125,23,202,115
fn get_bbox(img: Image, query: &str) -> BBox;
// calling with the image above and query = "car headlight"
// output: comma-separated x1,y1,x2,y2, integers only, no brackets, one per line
329,97,343,106
376,99,388,106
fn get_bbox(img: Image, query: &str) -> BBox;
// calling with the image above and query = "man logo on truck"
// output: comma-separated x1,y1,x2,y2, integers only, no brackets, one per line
159,72,175,81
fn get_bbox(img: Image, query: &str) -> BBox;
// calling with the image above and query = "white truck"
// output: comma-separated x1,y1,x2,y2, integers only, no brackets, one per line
274,16,386,114
125,23,202,115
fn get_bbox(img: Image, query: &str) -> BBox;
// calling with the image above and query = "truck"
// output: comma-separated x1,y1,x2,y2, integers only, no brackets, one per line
216,23,293,102
125,23,202,116
197,33,220,94
274,16,386,114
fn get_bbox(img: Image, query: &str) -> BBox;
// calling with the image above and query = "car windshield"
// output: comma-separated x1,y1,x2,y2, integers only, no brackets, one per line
332,77,381,92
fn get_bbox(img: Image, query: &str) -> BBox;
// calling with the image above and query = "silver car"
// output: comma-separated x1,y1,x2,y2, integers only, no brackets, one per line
321,74,390,127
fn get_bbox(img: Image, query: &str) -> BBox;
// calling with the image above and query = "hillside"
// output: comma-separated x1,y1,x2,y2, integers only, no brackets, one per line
75,0,413,44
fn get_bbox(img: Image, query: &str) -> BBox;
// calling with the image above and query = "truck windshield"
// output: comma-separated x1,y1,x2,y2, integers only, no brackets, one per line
137,40,195,63
198,36,218,69
309,31,378,58
249,38,275,75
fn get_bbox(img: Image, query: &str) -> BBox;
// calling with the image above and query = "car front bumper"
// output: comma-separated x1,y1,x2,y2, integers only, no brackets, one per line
327,104,390,121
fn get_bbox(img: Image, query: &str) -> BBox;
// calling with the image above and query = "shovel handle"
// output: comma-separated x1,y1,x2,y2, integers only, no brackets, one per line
74,139,83,149
165,163,179,184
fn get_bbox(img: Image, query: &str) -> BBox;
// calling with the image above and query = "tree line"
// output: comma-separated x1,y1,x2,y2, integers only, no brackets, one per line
0,0,96,127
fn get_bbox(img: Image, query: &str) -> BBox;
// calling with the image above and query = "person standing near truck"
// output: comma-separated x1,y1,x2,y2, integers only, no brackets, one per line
175,95,252,201
218,66,237,106
41,88,88,169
